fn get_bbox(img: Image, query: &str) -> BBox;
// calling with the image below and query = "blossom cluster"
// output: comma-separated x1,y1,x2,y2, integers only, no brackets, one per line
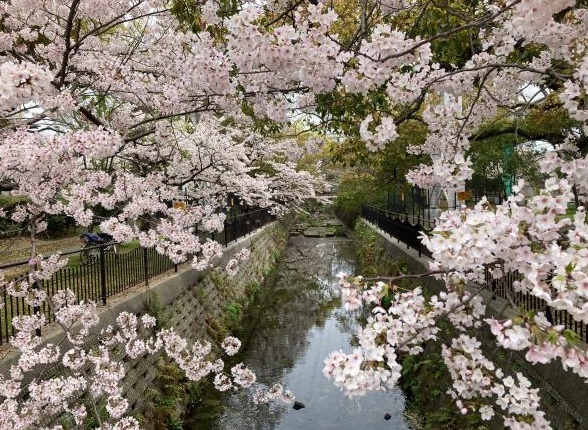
325,275,486,395
326,273,556,428
0,286,292,429
1,0,588,428
442,335,550,429
225,248,252,277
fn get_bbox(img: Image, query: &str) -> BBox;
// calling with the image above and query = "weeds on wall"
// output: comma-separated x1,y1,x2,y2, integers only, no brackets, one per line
399,330,488,430
144,361,195,430
354,219,410,278
141,225,288,429
144,292,169,329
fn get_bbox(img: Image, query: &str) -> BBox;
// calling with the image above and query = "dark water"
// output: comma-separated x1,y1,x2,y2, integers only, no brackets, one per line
187,237,409,430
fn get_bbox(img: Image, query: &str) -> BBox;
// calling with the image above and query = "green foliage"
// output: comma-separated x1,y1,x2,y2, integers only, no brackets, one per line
145,292,169,329
467,93,581,195
331,120,427,226
210,269,231,297
169,0,239,33
224,302,242,325
353,219,407,277
315,89,391,138
400,348,486,430
0,195,27,235
402,0,484,69
245,281,260,296
82,401,110,430
314,0,487,140
240,100,284,136
0,195,28,210
468,132,529,196
46,214,76,237
145,360,192,430
334,172,383,227
469,93,582,197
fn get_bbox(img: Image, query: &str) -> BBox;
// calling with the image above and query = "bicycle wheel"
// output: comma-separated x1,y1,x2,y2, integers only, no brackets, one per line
80,246,99,265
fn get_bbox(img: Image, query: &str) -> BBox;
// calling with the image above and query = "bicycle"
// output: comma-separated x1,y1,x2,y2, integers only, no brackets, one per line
79,232,119,265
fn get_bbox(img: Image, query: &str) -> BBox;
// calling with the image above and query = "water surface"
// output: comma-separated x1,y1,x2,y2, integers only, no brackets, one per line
188,237,409,430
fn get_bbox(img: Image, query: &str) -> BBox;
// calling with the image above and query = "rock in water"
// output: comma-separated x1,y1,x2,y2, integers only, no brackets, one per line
384,413,392,420
292,401,305,410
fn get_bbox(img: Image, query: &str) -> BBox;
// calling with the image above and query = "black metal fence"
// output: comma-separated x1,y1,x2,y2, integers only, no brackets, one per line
362,205,588,343
0,209,275,345
384,186,505,229
198,208,275,245
486,269,588,343
362,205,432,258
384,187,438,229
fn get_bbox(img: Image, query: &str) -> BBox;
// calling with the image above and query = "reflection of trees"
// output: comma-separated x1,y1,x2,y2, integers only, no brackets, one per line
193,237,354,430
334,308,361,338
244,237,348,379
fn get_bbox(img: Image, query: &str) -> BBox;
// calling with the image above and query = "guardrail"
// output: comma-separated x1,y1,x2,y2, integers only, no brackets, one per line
361,205,432,258
362,204,588,343
0,209,275,345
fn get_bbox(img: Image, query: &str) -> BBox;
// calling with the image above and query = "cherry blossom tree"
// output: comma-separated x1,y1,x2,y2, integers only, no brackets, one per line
1,1,314,427
2,0,588,429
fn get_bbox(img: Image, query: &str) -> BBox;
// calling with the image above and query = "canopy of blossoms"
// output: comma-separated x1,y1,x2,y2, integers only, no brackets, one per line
1,0,588,429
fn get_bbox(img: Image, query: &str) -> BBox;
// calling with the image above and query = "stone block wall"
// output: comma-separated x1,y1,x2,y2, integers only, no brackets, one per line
122,222,288,414
0,221,289,423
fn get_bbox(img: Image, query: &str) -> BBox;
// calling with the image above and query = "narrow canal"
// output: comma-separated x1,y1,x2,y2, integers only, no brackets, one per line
188,235,410,430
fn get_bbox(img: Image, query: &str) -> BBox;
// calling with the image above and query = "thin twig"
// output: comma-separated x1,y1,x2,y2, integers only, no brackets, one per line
361,269,456,283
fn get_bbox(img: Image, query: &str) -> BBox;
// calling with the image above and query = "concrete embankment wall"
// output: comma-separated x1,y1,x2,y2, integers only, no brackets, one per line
0,222,288,417
121,221,288,412
362,219,588,429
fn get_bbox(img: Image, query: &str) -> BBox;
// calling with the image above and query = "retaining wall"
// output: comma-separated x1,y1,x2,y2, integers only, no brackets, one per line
124,221,287,413
362,219,588,429
0,221,289,420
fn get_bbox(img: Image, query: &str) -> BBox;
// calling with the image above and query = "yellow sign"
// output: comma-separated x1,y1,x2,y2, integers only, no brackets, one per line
457,191,471,201
173,200,187,211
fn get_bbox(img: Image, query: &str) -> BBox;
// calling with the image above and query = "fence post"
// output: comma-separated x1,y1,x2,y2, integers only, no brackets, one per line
411,186,415,221
99,246,107,305
143,247,149,286
33,279,42,336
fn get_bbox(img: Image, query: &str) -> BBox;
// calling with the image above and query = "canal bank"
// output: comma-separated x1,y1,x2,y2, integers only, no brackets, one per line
187,234,410,430
0,221,291,429
357,218,587,430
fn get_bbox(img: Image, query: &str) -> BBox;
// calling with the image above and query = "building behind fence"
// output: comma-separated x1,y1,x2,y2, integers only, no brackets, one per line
383,185,506,229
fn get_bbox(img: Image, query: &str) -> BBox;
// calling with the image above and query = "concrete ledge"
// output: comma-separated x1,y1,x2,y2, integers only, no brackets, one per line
362,218,588,427
0,222,279,375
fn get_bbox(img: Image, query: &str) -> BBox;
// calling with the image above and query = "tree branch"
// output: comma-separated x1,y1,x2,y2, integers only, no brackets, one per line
361,269,456,283
55,0,81,88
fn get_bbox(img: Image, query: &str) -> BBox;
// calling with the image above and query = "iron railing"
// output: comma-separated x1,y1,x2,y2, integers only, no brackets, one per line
362,204,588,343
383,186,505,229
362,205,432,258
0,209,275,345
486,269,588,343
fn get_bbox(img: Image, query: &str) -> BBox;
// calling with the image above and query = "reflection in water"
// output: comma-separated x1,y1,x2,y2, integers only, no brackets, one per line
187,237,409,430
